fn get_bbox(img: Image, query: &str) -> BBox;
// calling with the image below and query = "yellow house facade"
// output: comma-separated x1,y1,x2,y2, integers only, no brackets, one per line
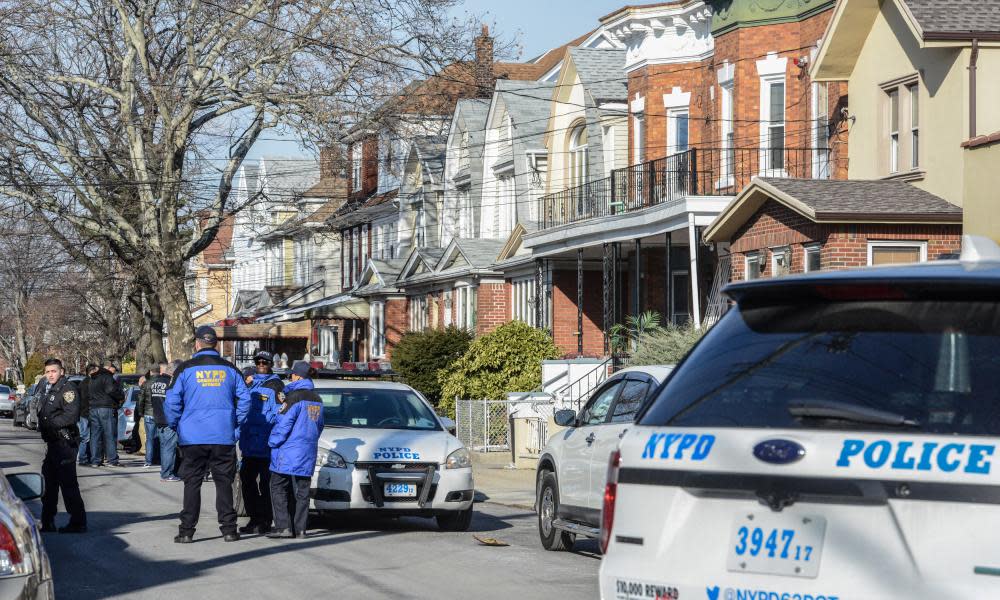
812,0,1000,241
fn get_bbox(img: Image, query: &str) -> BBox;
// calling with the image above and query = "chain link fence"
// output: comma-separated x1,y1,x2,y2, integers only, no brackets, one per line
455,398,555,455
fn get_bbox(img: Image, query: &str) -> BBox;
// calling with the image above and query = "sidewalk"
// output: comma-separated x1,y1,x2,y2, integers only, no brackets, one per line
472,451,537,511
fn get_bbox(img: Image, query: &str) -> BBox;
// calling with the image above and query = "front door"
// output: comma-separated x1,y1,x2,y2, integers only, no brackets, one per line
559,378,623,513
586,377,652,511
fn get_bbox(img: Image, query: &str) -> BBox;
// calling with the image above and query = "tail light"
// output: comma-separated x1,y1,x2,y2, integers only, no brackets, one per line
124,409,133,417
0,521,23,576
600,449,622,554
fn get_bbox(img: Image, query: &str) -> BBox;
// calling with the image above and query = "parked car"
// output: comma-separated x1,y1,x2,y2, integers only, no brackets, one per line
0,468,54,599
535,365,673,551
12,385,34,428
117,386,141,453
307,378,474,531
0,385,13,419
599,237,1000,599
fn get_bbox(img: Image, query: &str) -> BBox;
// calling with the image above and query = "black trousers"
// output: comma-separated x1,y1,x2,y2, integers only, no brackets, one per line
269,471,311,534
42,438,86,527
178,444,237,536
239,456,272,526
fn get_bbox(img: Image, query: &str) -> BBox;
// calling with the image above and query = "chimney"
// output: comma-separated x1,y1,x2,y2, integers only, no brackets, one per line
474,24,495,98
319,146,339,179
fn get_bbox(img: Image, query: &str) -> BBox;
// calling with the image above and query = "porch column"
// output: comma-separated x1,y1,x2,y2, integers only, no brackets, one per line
664,231,672,322
602,243,613,354
535,258,545,332
634,238,642,318
688,216,702,327
577,249,584,355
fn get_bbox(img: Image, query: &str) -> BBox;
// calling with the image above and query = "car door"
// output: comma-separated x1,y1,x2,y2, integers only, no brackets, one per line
586,376,654,511
558,378,624,513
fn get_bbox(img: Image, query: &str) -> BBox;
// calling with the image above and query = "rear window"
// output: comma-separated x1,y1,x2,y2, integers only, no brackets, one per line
641,300,1000,435
0,386,10,394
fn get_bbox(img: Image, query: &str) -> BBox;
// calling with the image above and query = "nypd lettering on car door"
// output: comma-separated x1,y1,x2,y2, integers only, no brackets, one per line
626,429,1000,484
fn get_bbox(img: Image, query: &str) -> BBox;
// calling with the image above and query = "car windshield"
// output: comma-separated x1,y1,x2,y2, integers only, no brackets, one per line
315,387,441,431
641,300,1000,435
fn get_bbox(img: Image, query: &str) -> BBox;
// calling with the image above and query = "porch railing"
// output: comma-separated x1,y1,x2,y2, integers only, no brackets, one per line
540,146,832,230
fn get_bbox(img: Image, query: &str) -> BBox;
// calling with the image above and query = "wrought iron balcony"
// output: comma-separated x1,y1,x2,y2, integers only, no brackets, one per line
539,146,832,230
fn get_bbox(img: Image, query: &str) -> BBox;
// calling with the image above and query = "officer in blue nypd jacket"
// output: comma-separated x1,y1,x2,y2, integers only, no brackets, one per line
237,358,282,535
164,325,251,543
266,361,324,539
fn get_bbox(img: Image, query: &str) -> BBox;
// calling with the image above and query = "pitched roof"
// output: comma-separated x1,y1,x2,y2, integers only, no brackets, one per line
495,79,558,139
568,48,627,103
901,0,1000,38
527,29,598,76
449,239,506,269
258,157,320,202
705,177,962,242
303,197,346,224
411,135,448,179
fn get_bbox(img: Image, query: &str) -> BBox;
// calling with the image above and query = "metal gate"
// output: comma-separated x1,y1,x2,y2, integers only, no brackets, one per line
455,398,555,454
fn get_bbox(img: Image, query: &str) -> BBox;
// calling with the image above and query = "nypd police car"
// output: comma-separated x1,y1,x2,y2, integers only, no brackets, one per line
600,237,1000,600
310,379,474,531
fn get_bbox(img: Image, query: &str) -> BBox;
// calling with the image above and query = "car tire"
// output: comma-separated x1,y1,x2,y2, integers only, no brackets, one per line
436,506,473,532
537,471,575,551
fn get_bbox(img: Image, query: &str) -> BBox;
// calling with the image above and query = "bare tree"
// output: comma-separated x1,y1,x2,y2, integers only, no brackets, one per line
0,0,476,358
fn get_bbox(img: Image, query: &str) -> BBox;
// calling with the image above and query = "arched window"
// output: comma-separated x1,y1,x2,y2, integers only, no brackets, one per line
569,124,589,188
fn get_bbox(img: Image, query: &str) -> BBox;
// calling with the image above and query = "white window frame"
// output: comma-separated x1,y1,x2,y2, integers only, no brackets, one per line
360,224,368,271
812,82,831,179
756,53,788,177
568,124,589,188
454,285,477,331
867,241,928,266
888,88,900,173
369,301,386,358
510,277,535,327
633,113,645,165
804,244,822,273
718,62,735,189
908,83,919,169
602,124,616,175
351,144,362,192
415,202,427,247
745,252,762,280
770,246,791,277
667,108,690,155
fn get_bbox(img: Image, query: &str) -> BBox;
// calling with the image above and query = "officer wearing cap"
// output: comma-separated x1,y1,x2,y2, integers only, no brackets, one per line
237,350,284,534
164,325,251,543
37,358,87,533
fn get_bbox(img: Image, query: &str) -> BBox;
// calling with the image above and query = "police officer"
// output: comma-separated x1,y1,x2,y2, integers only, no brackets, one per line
164,326,251,543
37,358,87,533
266,361,324,539
238,351,284,535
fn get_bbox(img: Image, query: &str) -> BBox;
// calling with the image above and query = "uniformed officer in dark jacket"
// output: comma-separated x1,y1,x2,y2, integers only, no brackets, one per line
38,358,87,533
238,350,284,535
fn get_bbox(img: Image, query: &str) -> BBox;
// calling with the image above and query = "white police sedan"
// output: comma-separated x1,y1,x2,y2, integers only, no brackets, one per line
600,237,1000,600
310,379,474,531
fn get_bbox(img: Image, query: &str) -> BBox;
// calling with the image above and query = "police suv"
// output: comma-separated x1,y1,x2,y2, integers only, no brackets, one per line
310,379,474,531
600,237,1000,600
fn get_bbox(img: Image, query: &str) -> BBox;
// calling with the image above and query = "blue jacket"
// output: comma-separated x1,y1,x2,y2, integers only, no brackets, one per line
238,374,282,458
268,379,324,477
164,349,251,446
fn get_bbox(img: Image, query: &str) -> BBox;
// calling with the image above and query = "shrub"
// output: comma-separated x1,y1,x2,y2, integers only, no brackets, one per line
438,321,562,417
22,353,44,385
392,326,473,406
629,323,705,366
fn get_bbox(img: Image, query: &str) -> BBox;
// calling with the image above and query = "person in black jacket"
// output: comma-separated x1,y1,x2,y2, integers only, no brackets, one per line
38,358,87,533
87,361,125,467
76,364,97,465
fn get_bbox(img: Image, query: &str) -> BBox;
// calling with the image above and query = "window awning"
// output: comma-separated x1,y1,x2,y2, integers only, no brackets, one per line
211,322,311,341
257,292,370,323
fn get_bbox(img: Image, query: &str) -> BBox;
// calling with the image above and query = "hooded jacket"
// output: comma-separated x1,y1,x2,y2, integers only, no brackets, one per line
164,349,251,446
238,373,281,458
268,378,324,477
87,368,124,409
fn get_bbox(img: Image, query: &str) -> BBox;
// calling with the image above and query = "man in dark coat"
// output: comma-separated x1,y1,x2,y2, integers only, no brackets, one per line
38,358,87,533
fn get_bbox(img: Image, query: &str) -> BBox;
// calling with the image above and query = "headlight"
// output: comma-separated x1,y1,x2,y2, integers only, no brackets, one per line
317,449,346,469
445,447,471,470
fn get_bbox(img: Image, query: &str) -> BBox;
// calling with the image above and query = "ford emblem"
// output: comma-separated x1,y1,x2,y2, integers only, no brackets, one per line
753,439,805,465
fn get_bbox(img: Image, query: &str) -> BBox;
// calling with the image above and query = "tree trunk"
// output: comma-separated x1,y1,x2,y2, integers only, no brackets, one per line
145,292,168,365
157,269,195,360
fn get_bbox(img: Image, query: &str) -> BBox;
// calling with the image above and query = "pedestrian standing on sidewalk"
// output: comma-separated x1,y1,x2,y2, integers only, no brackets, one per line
76,364,97,466
157,362,182,482
164,326,250,543
266,361,323,540
136,365,167,469
38,358,87,534
87,360,124,467
238,351,284,535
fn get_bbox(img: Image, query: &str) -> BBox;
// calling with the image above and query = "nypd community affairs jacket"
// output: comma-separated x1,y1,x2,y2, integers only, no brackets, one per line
268,378,324,477
164,349,251,446
239,373,283,459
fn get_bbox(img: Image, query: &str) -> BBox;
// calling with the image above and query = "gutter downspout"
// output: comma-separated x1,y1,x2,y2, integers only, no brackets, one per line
970,38,980,139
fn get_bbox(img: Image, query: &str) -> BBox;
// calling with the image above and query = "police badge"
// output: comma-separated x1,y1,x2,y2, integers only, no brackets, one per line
63,391,75,403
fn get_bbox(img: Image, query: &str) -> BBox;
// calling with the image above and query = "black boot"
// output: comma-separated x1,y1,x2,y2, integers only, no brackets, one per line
265,529,293,539
58,523,87,534
174,534,194,544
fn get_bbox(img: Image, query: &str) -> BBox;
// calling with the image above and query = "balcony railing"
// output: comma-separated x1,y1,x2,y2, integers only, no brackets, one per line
540,146,831,230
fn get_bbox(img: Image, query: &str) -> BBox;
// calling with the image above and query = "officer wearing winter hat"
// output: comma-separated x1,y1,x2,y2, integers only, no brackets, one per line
164,325,251,543
237,351,285,534
267,361,324,539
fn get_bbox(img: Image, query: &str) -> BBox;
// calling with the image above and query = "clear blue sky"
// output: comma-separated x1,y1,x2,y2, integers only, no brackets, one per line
245,0,624,161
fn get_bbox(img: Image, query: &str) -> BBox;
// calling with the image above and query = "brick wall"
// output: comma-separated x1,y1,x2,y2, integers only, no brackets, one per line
476,281,510,336
384,297,407,359
729,199,962,281
551,269,605,357
628,58,713,164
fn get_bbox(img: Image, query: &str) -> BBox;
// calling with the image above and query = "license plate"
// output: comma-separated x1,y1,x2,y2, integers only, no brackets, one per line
383,483,416,497
726,512,826,578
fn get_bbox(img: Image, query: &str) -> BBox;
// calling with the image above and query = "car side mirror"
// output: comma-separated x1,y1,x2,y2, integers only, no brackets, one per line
6,472,43,501
439,417,456,433
554,409,577,427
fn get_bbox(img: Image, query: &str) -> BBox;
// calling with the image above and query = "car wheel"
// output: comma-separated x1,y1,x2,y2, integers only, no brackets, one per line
537,471,575,551
436,506,473,532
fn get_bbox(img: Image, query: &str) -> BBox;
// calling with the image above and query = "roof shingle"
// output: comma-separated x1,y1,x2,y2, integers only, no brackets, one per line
902,0,1000,37
759,178,962,220
568,48,627,103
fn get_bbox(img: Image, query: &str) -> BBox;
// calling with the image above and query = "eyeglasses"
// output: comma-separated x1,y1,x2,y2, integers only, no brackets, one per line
254,360,272,366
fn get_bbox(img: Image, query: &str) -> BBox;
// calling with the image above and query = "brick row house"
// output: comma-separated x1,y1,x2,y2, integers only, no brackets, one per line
208,0,993,368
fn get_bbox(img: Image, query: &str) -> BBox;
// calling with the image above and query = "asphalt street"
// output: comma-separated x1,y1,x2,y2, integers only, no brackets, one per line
0,422,599,600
